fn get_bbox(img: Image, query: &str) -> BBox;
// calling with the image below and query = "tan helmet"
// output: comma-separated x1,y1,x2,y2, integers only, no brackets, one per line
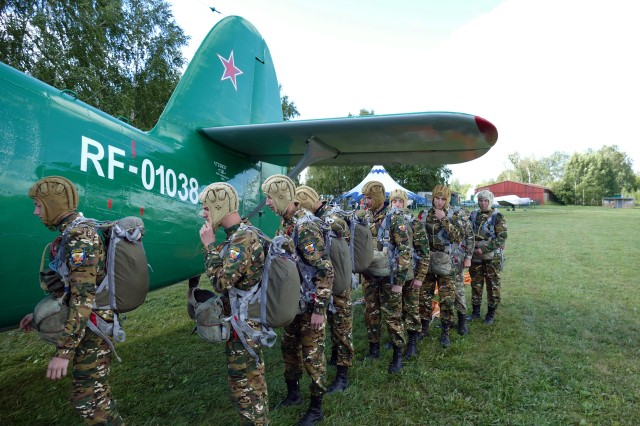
389,188,408,208
262,174,296,215
432,184,451,209
199,182,239,228
295,185,320,212
476,189,494,207
28,176,79,228
362,180,386,210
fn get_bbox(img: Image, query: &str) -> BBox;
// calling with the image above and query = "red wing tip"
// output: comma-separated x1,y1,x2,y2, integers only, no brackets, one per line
474,116,499,146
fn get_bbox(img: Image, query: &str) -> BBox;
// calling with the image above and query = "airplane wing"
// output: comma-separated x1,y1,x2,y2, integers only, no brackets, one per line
497,200,515,208
202,112,498,166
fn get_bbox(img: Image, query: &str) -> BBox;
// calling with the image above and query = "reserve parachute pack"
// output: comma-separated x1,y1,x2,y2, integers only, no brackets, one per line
189,225,301,365
367,208,415,283
33,216,150,360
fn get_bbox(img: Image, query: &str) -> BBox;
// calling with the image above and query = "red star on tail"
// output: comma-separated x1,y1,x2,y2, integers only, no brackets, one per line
218,51,243,91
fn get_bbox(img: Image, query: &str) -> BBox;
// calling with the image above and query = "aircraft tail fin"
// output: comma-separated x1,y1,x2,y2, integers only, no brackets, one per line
151,16,283,137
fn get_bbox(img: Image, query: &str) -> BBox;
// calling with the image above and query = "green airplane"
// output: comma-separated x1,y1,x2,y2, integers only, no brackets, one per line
0,16,498,329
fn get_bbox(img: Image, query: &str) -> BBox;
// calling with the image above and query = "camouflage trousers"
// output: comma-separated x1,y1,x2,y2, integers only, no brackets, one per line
362,275,406,348
454,269,468,313
72,330,122,425
421,272,456,327
469,260,501,308
327,289,354,367
402,280,421,333
226,323,269,426
281,309,327,397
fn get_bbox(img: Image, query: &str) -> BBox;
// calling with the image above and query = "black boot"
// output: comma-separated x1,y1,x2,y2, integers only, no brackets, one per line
279,379,302,407
404,331,418,359
483,306,496,325
388,345,404,373
327,366,349,393
364,342,380,359
440,324,451,348
467,304,481,321
297,395,323,426
417,319,430,340
328,346,338,367
457,312,469,335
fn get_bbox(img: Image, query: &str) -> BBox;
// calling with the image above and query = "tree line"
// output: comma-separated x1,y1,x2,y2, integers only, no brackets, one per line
489,147,639,205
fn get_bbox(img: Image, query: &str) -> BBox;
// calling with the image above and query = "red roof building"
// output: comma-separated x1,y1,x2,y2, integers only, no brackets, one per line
475,180,556,205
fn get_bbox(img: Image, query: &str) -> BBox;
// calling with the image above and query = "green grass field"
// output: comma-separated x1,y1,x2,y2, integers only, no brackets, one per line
2,206,639,425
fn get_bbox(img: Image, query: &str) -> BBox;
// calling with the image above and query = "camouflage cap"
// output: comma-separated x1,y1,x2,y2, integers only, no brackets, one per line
28,176,78,228
199,182,239,229
295,185,320,212
432,184,451,209
362,180,386,210
262,174,296,215
389,188,408,208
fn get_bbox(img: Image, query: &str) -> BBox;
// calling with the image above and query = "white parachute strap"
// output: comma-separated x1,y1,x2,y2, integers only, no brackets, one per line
86,318,122,362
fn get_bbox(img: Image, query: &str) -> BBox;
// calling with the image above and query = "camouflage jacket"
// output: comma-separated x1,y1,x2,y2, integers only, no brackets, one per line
456,208,475,260
471,208,508,253
279,208,334,315
406,209,430,282
366,205,413,283
423,207,463,253
203,223,265,315
45,215,110,359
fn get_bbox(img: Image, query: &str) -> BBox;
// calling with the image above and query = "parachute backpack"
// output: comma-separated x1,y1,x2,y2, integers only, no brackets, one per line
328,206,374,275
49,215,150,360
189,224,302,365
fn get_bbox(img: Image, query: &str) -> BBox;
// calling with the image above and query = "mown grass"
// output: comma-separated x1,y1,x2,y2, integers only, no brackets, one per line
2,205,639,425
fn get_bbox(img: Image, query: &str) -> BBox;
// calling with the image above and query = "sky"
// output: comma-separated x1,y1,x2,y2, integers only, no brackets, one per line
169,0,640,187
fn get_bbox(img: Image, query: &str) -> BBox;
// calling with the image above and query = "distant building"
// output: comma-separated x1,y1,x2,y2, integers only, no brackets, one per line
602,196,635,208
475,180,556,205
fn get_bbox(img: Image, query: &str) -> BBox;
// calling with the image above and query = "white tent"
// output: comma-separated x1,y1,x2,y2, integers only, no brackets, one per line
339,165,428,205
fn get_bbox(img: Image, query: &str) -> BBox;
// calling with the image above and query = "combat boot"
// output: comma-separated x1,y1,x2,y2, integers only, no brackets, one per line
328,346,338,367
417,319,430,340
364,342,380,359
297,395,323,426
388,345,404,373
440,324,451,348
327,366,349,393
457,312,469,335
404,331,418,359
467,304,481,321
279,379,302,407
483,306,496,325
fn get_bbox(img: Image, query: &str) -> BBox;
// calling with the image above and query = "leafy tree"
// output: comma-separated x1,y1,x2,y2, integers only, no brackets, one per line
280,84,299,121
496,152,568,187
0,0,188,130
555,145,637,205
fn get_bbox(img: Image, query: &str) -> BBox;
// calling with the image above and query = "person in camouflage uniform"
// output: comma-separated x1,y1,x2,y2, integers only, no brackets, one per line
361,181,412,373
468,190,508,325
296,185,354,394
452,207,474,335
199,182,269,426
388,189,430,359
420,185,463,348
262,175,333,426
20,176,123,425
